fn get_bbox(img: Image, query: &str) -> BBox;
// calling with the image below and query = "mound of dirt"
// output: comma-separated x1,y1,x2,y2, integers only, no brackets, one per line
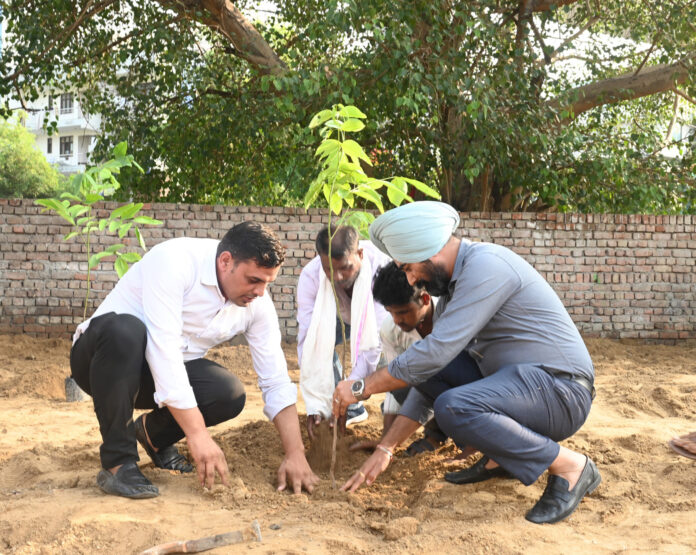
1,335,696,553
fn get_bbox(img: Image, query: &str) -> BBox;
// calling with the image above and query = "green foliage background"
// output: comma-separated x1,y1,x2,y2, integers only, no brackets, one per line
0,115,62,198
1,0,694,213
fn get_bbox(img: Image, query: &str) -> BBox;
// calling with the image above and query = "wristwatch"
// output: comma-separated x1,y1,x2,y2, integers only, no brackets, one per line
351,378,367,400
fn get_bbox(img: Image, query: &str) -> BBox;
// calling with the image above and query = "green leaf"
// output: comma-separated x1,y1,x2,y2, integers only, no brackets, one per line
108,220,120,233
132,216,162,225
114,257,129,278
353,186,384,213
98,219,108,231
113,141,128,158
315,139,341,160
84,193,103,203
104,243,126,254
135,228,146,251
63,231,79,241
88,251,110,269
341,140,372,166
385,179,411,206
401,177,441,199
338,106,367,119
344,211,375,237
309,109,334,129
304,178,324,209
329,194,343,215
118,251,142,263
340,119,365,132
118,222,133,238
67,205,89,218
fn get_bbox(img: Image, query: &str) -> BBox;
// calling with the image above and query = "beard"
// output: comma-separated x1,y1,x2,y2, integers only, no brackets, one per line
416,260,450,297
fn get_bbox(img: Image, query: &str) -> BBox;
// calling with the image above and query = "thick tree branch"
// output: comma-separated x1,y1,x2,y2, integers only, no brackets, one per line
159,0,286,74
549,54,696,120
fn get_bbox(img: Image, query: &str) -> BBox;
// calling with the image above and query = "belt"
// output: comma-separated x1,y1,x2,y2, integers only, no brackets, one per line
549,370,596,400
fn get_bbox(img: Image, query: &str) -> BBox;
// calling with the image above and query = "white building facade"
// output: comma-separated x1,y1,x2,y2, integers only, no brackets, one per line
23,92,101,175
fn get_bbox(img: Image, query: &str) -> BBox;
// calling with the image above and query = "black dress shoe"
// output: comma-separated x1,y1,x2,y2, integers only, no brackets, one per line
96,462,159,499
445,456,513,485
135,415,194,473
525,456,601,524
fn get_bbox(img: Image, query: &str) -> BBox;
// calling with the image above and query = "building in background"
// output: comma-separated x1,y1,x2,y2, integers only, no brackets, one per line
23,92,101,175
1,14,100,176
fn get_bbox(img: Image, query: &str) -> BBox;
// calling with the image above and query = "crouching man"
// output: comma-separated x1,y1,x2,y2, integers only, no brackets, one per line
333,201,599,524
71,221,318,498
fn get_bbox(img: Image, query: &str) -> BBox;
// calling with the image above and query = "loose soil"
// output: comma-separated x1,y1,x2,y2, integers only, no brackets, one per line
1,335,695,554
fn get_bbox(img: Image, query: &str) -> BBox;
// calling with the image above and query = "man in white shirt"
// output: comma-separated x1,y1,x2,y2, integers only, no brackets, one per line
296,226,390,440
70,221,319,499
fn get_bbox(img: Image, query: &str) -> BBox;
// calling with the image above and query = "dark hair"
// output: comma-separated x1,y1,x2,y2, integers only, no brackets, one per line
315,226,359,258
372,261,422,307
217,221,285,268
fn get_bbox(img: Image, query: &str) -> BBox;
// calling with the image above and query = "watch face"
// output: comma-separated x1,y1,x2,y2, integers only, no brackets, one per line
351,380,363,395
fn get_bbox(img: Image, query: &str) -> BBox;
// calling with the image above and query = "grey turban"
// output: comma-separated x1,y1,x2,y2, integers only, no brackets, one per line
369,201,460,263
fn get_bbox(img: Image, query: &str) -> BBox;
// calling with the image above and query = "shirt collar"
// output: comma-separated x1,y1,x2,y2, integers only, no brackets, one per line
201,242,224,298
448,239,472,295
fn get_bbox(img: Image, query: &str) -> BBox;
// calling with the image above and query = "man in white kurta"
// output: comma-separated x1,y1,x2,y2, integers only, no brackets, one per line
296,226,390,439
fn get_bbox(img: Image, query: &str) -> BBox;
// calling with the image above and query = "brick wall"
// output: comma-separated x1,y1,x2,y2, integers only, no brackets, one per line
1,199,694,340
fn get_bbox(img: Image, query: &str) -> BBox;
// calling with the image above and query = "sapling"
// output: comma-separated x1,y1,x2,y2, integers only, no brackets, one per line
305,104,440,486
36,141,162,319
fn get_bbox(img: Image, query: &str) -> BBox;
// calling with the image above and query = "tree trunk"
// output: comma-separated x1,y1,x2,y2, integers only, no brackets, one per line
158,0,286,74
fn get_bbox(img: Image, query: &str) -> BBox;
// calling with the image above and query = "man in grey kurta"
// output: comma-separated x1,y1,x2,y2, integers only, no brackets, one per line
332,201,600,525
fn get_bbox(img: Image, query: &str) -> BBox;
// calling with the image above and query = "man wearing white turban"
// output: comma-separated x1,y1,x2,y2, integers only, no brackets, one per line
332,201,599,525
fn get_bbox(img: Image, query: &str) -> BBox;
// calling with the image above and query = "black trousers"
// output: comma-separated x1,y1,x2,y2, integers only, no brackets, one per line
70,312,246,469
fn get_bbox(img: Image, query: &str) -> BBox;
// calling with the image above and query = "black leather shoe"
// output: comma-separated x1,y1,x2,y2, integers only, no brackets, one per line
525,457,601,524
444,456,513,484
135,415,194,473
96,462,159,499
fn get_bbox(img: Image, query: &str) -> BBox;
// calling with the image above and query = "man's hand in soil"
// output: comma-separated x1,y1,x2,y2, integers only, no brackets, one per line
187,430,230,489
277,450,320,494
341,445,392,492
169,406,230,489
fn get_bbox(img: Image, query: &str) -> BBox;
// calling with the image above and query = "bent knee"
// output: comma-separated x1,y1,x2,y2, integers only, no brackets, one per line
96,313,147,351
206,377,246,424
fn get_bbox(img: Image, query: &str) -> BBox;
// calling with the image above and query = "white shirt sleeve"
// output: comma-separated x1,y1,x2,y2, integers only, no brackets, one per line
245,293,298,421
141,248,198,410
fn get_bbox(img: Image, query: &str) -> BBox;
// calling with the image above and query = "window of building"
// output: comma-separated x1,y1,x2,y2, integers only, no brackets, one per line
47,96,53,111
47,138,52,154
59,136,73,157
60,93,73,114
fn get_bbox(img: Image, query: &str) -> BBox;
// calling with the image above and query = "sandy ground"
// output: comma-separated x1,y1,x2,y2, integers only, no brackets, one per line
1,335,695,554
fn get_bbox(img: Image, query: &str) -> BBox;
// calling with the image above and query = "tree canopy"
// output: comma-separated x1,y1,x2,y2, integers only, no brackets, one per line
1,0,695,213
0,114,62,198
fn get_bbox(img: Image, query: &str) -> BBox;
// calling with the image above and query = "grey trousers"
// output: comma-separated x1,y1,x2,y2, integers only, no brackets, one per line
424,350,593,485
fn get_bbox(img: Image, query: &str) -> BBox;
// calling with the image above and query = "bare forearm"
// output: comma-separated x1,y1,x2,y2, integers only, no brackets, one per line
273,404,306,456
168,406,208,439
379,415,421,451
364,366,408,396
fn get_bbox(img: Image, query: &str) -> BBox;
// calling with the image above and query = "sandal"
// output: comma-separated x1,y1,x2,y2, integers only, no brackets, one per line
668,432,696,461
135,415,194,472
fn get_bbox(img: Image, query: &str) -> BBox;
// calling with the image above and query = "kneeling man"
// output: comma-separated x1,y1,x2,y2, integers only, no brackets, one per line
71,221,318,498
333,201,599,524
